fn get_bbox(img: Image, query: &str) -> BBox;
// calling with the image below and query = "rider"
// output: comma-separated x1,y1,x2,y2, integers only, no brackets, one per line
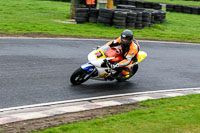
106,29,140,80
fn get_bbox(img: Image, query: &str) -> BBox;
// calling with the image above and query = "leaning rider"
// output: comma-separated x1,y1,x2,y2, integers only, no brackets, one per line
106,29,140,80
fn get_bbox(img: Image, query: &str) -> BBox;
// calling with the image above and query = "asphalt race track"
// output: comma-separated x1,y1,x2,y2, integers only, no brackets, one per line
0,38,200,109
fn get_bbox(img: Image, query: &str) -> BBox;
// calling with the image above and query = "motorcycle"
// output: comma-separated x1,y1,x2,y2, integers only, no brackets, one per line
70,44,147,85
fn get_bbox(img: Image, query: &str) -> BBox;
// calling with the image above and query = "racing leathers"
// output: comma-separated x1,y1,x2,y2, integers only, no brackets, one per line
106,37,140,78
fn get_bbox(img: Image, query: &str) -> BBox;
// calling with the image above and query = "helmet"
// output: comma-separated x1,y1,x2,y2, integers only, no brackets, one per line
121,30,133,46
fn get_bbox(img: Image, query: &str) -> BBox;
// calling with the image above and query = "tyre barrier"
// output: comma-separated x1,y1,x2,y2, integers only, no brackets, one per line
113,11,127,28
75,8,89,24
75,7,166,29
114,0,162,10
166,4,200,15
89,8,99,23
98,8,114,27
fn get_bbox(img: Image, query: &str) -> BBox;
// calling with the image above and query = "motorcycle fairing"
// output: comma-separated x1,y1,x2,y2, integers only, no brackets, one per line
95,49,106,59
81,62,95,74
138,51,147,63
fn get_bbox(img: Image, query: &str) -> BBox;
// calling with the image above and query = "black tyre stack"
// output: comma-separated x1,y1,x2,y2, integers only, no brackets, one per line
152,3,162,10
75,8,89,24
142,11,152,28
127,0,136,6
114,0,121,6
89,8,99,23
166,4,174,12
113,11,127,28
126,12,137,29
192,7,200,15
135,11,143,29
97,8,114,27
117,5,136,10
151,10,166,24
115,5,166,29
75,5,167,29
120,0,128,5
144,2,153,9
152,10,162,24
166,4,200,15
174,5,183,13
114,0,162,10
136,1,144,8
183,6,194,14
160,11,166,23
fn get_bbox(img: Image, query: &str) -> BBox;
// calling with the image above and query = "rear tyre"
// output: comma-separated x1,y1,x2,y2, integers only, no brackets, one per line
116,64,138,82
131,64,138,76
70,67,90,85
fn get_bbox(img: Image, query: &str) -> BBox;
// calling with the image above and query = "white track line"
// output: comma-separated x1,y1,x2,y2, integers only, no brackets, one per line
0,87,199,112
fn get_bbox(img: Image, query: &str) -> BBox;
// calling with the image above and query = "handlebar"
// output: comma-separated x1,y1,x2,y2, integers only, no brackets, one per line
103,59,112,69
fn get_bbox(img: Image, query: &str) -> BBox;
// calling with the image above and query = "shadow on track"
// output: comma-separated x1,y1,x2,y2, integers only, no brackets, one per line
69,81,138,94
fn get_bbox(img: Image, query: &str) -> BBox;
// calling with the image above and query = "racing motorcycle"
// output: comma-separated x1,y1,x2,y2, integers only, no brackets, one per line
70,44,147,85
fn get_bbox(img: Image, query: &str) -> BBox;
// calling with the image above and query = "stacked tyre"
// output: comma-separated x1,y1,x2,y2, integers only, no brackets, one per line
113,11,127,28
127,0,136,6
152,10,164,24
97,8,114,27
144,2,153,9
166,4,174,12
166,4,200,15
142,11,152,28
191,7,200,15
114,0,121,6
151,11,158,24
75,8,89,24
160,11,166,23
126,12,137,29
114,0,162,10
75,7,167,29
135,11,143,29
115,5,166,28
174,5,183,13
89,8,99,23
120,0,128,5
136,1,144,8
183,6,192,14
117,5,136,10
152,3,162,10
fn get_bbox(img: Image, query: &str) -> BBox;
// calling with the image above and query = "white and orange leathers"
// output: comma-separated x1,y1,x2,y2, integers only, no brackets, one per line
106,37,140,76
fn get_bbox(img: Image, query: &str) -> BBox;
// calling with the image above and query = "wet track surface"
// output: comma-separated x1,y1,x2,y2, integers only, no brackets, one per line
0,38,200,109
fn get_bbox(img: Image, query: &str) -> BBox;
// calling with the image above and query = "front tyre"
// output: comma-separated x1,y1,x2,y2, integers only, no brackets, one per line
70,67,90,85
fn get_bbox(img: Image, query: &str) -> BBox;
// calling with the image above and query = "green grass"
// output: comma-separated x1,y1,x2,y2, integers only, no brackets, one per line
34,94,200,133
0,0,200,43
141,0,200,6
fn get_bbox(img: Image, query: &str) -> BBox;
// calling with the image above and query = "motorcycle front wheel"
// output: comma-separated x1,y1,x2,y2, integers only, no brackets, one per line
70,67,91,85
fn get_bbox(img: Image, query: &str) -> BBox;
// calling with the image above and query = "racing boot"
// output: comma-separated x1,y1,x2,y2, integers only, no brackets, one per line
116,73,130,82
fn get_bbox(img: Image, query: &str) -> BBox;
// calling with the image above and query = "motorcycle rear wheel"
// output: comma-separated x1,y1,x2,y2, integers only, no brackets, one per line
70,67,90,85
116,64,138,82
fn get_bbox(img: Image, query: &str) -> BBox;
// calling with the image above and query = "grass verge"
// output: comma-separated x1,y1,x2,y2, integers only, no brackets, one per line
34,94,200,133
0,0,200,43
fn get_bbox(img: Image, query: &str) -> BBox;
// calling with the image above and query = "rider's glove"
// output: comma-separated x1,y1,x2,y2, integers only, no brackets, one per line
112,63,119,69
